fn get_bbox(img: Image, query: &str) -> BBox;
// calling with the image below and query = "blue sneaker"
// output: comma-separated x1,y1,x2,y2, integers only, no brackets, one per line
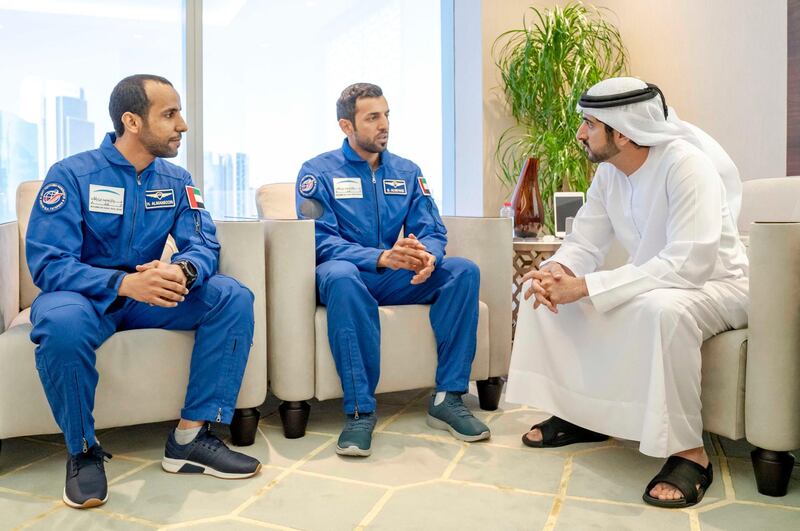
63,444,112,509
427,392,491,442
336,413,377,457
162,424,261,479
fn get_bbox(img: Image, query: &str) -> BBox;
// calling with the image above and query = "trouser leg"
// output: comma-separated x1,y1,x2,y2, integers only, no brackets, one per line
119,274,255,424
30,292,117,454
317,260,379,415
362,257,481,393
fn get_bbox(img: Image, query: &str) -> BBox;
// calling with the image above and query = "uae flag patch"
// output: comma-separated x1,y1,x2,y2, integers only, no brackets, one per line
418,176,431,196
185,185,205,210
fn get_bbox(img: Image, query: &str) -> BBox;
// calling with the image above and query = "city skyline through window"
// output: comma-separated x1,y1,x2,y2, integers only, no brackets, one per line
202,0,444,219
0,1,446,224
0,0,184,223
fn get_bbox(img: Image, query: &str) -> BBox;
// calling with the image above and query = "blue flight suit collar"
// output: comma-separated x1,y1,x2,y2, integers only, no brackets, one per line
100,132,158,175
341,138,392,168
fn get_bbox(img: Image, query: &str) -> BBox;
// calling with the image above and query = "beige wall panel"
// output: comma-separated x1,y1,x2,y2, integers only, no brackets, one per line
482,0,788,215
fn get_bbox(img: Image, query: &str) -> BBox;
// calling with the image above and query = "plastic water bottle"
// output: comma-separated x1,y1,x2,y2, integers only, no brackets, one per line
500,201,514,237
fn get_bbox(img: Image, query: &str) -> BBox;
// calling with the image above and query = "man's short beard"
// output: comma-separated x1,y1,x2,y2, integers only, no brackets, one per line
140,123,179,159
353,128,387,154
583,136,619,163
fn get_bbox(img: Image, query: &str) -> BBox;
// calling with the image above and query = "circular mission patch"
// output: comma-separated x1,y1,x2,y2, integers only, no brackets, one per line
38,183,67,213
299,174,317,197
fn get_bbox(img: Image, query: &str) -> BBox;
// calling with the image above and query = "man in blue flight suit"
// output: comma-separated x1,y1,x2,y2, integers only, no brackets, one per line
26,75,261,510
295,83,490,457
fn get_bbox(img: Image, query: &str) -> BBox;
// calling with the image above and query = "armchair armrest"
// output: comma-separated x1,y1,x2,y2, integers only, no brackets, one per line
215,220,268,405
442,216,513,376
263,219,317,400
0,221,20,333
746,222,800,450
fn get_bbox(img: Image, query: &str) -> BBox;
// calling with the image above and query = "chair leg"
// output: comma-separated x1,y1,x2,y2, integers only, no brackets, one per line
751,448,795,497
230,408,260,446
476,377,504,411
279,401,310,439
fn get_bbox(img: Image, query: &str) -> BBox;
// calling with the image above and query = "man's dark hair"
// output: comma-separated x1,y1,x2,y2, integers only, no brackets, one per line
109,74,173,136
336,83,383,123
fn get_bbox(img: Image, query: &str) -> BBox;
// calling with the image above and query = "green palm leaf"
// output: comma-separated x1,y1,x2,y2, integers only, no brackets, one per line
493,2,628,233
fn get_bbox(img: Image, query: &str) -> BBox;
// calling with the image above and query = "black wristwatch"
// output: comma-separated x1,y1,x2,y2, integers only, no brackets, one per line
174,260,198,288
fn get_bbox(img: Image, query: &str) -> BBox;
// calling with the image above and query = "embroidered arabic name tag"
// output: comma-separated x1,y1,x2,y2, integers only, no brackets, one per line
383,179,407,195
333,177,363,199
89,184,125,215
145,189,176,209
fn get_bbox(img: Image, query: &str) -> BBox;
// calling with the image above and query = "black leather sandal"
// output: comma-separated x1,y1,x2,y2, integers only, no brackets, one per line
521,416,609,448
642,455,713,508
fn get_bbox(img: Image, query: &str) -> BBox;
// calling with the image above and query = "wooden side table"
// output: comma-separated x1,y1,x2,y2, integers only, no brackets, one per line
512,238,562,335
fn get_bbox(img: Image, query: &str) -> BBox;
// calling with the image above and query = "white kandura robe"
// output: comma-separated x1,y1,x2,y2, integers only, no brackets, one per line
506,139,749,457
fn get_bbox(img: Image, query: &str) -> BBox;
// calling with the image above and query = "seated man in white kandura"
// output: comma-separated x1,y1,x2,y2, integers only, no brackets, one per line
506,77,748,509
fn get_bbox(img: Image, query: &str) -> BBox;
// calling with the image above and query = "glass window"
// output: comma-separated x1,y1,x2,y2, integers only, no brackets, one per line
202,0,444,218
0,0,184,223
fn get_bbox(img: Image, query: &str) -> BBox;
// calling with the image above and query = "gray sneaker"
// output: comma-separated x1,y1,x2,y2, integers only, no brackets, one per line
427,392,490,442
336,413,377,457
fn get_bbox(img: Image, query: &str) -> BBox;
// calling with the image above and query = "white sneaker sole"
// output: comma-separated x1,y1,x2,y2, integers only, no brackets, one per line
336,445,371,457
62,487,107,509
427,415,491,442
161,457,261,479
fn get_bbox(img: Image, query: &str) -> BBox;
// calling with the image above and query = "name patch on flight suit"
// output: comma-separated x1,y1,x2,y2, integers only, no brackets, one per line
333,178,363,199
383,179,407,195
89,184,125,215
144,189,176,209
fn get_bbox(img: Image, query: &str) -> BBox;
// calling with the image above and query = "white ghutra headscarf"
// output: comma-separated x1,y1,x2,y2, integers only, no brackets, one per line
576,77,742,222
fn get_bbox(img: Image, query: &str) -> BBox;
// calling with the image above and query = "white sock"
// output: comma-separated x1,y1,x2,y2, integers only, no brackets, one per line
174,425,202,445
434,391,447,406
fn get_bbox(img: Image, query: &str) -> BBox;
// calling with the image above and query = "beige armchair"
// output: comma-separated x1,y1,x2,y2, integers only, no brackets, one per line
597,177,800,497
0,181,269,454
699,177,800,497
255,183,512,438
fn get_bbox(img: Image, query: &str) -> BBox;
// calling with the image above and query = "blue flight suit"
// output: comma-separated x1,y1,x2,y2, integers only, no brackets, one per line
26,133,254,455
295,139,480,415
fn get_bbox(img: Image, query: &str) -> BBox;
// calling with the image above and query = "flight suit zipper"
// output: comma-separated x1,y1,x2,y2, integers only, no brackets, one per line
372,170,381,249
73,371,88,453
128,173,142,253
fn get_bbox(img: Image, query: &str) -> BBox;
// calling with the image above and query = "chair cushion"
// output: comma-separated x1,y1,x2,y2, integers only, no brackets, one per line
16,181,40,309
314,302,491,400
700,328,748,440
256,183,297,219
9,307,30,328
738,178,800,235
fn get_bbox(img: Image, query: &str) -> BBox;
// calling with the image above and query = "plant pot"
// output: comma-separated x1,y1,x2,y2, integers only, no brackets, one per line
511,157,544,238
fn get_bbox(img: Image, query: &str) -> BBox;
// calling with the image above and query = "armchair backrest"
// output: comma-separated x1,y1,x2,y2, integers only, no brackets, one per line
738,177,800,235
14,180,178,310
16,180,41,309
256,183,297,219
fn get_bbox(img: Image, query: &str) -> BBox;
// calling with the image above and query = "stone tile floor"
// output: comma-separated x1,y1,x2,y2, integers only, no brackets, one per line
1,386,799,530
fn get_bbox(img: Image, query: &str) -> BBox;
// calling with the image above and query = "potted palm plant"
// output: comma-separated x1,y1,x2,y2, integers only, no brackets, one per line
493,2,628,233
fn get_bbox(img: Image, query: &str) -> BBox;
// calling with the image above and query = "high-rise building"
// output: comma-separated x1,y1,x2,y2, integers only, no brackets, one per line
0,111,39,222
55,88,94,159
235,152,250,217
204,151,254,218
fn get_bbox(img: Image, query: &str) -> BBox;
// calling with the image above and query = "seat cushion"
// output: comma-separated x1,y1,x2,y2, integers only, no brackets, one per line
314,302,490,400
9,307,30,328
0,324,263,440
700,328,748,440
